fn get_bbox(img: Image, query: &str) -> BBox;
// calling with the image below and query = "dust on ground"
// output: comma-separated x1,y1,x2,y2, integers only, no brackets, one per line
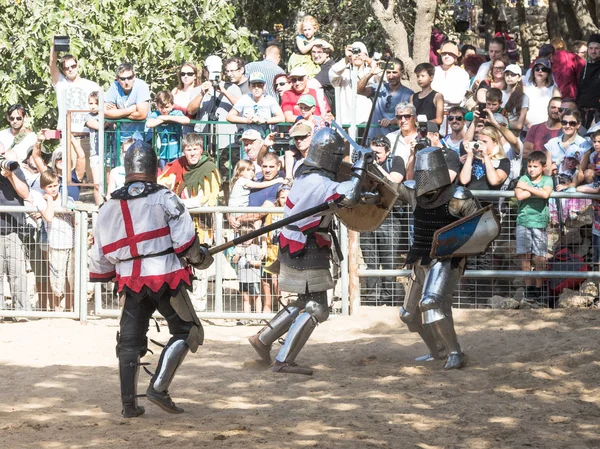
1,308,599,449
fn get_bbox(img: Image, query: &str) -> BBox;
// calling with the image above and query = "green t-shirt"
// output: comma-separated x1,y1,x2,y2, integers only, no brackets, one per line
516,174,553,229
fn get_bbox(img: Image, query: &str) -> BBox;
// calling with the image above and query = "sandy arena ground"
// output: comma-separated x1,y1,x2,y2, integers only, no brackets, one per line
1,308,599,449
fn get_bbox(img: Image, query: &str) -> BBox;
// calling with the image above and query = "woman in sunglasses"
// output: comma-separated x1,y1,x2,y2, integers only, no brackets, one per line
272,73,291,105
171,62,201,116
544,110,592,176
524,58,561,128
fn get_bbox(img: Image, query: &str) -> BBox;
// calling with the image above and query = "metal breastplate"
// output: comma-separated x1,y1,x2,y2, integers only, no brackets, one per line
408,202,457,265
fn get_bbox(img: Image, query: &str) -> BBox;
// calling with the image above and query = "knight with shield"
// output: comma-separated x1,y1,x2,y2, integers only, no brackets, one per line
398,146,500,369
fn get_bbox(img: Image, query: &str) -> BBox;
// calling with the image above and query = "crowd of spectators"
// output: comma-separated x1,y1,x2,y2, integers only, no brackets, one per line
3,15,600,313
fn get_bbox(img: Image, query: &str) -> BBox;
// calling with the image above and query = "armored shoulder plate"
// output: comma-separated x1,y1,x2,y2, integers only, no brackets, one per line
453,186,473,200
404,180,416,190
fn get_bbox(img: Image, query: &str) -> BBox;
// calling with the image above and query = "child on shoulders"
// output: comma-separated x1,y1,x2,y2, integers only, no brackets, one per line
287,15,321,77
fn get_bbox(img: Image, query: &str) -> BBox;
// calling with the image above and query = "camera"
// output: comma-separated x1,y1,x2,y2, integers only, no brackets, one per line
477,103,486,115
351,47,361,55
414,114,431,152
0,156,19,172
53,35,70,52
210,73,221,91
204,55,223,85
272,132,292,152
378,60,394,70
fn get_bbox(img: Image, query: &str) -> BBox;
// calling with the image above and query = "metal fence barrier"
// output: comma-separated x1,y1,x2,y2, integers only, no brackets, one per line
2,192,598,322
357,190,600,309
90,207,350,320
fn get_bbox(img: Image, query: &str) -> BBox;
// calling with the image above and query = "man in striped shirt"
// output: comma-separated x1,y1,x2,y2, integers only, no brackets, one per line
245,45,285,100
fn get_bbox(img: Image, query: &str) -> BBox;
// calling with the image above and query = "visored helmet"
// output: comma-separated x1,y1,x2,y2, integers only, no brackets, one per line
124,140,158,184
304,127,346,173
414,147,451,196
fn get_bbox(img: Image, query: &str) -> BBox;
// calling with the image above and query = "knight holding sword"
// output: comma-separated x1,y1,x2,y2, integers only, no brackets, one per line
248,125,379,375
89,141,214,417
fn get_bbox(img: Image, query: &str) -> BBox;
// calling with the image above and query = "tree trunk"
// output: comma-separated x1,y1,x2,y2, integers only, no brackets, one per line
370,0,437,89
516,0,531,67
481,0,498,48
566,0,599,38
548,0,599,40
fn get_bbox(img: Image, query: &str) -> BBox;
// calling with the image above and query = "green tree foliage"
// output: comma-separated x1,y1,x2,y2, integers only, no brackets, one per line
0,0,258,128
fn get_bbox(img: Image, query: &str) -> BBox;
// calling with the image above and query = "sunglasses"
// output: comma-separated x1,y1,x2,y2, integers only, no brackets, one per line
180,71,195,77
290,77,305,83
276,81,288,86
493,66,506,71
561,120,579,127
395,114,413,120
118,75,135,81
250,82,265,88
64,63,78,71
440,52,457,58
385,95,393,109
8,116,23,122
448,115,464,122
293,135,310,140
534,66,550,73
557,107,574,114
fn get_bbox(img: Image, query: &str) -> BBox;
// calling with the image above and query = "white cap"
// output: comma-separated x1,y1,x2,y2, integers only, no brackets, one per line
240,129,262,141
289,66,308,77
504,64,523,76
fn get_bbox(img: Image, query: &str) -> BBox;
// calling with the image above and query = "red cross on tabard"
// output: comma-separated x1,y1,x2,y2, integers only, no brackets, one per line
101,200,171,278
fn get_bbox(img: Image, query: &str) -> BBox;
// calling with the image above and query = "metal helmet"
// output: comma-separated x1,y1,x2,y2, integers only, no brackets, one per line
124,140,158,184
304,127,346,173
414,147,451,196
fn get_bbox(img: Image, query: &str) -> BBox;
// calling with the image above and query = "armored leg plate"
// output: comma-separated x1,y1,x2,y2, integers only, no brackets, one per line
119,351,145,418
152,339,189,392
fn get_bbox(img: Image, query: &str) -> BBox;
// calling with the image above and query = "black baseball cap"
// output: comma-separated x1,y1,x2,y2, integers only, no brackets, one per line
370,134,391,148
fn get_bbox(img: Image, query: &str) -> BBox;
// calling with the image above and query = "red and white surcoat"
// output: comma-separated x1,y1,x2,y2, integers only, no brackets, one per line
279,173,341,255
89,189,196,294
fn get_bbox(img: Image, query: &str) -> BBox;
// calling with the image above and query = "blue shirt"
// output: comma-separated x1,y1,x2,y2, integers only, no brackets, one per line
147,110,185,161
105,78,151,141
248,171,285,206
367,82,414,138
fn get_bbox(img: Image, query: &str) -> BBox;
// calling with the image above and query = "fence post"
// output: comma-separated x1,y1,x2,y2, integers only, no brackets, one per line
73,211,81,320
79,211,89,323
340,222,350,315
214,211,224,314
348,229,361,314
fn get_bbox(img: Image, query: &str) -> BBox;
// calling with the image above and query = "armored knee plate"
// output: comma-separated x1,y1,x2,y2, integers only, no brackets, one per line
420,294,446,324
152,339,189,392
257,305,302,347
304,300,329,323
399,306,422,332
